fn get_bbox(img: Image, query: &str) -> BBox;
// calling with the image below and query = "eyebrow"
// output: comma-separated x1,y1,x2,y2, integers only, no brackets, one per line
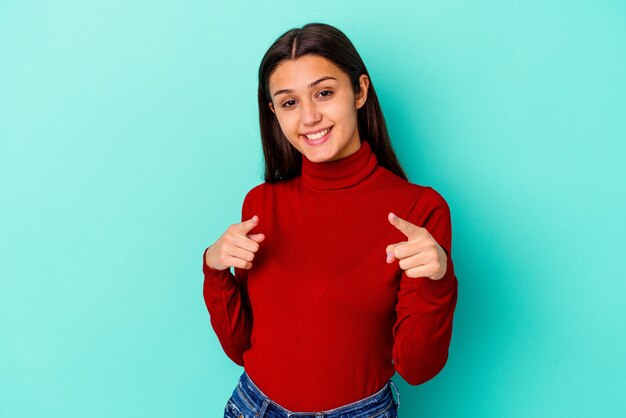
272,76,338,97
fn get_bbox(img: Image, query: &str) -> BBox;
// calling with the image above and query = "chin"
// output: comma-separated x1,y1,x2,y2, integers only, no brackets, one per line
303,149,336,163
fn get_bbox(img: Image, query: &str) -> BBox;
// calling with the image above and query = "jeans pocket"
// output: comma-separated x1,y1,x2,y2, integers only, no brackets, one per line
384,398,399,418
224,398,244,418
369,398,397,418
387,407,399,418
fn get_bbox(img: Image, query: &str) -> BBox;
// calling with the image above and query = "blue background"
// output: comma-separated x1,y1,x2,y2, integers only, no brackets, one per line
1,1,624,417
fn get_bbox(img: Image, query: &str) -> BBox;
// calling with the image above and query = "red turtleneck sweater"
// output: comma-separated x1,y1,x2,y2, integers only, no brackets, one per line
202,141,458,411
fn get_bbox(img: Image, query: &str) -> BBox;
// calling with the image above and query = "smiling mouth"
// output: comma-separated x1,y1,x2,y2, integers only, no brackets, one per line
304,127,331,140
302,127,332,144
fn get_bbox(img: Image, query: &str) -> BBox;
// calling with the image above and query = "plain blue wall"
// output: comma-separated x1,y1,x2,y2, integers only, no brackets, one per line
1,1,624,417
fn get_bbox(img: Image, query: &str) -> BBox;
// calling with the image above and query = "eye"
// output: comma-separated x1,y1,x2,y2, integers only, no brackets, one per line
281,99,297,108
318,90,333,98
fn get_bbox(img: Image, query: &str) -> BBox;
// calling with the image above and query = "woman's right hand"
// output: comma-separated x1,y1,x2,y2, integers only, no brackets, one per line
205,215,265,271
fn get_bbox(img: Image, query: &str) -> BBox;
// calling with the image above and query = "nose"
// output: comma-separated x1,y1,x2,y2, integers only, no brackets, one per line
299,99,321,126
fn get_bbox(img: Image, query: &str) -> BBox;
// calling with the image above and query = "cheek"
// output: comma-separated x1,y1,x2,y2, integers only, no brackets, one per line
275,114,302,149
275,112,297,135
333,106,358,132
331,95,358,123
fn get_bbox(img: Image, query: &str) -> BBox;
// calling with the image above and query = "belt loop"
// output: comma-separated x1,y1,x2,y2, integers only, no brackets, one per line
257,398,270,417
389,379,400,408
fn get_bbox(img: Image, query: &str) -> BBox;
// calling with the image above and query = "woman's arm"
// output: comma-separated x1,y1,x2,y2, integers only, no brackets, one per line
391,187,459,385
202,193,261,366
202,251,253,366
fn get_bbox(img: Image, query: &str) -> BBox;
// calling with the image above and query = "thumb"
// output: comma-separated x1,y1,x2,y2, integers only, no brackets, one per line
385,242,402,263
247,233,265,243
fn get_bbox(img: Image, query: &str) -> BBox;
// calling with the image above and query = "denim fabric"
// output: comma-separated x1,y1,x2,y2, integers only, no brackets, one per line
224,371,400,418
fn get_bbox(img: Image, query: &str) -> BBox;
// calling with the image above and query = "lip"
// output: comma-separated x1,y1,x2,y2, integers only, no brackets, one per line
301,126,333,146
301,126,332,136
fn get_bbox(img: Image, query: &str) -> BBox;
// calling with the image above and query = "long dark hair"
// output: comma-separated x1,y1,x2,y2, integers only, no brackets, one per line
257,22,407,182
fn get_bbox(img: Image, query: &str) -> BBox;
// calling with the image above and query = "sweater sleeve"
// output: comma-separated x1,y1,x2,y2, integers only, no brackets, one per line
392,186,459,385
202,192,255,366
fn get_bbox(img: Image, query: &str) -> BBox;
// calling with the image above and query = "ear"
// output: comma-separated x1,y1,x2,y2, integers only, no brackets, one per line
269,101,275,114
355,74,370,110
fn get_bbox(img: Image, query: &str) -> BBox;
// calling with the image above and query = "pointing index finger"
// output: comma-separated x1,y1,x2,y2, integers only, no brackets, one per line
388,212,419,239
238,215,260,234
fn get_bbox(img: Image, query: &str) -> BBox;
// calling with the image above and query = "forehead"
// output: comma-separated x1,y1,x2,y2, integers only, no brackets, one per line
268,55,346,91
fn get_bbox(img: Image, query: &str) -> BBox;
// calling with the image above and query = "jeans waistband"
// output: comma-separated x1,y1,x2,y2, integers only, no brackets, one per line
233,371,399,417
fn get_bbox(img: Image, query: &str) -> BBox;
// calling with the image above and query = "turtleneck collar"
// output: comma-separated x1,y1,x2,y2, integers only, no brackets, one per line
300,140,379,190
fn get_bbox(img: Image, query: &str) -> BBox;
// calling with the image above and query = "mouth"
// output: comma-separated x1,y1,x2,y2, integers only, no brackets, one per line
301,126,332,145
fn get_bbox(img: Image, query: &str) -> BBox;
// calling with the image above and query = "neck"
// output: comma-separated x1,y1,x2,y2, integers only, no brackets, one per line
300,141,378,190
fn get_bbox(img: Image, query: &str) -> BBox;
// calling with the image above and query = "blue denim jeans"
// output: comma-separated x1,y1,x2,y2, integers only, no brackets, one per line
224,371,400,418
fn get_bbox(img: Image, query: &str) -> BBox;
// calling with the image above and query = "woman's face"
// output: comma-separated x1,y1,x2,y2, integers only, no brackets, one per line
268,54,369,163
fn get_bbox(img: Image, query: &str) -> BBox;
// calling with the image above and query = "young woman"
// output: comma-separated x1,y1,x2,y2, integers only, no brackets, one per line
203,23,458,418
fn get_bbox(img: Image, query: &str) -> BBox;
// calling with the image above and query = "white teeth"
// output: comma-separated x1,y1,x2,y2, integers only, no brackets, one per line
305,128,330,140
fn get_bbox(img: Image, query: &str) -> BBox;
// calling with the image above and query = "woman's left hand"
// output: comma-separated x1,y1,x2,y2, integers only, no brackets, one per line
385,212,448,280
